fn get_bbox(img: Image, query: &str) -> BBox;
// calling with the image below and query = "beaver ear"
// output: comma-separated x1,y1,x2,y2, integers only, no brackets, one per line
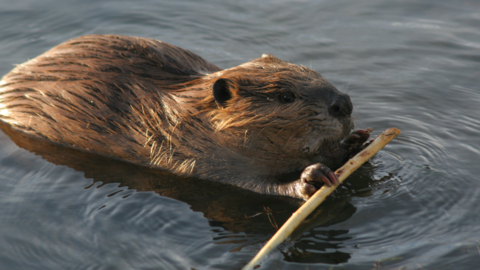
213,78,233,108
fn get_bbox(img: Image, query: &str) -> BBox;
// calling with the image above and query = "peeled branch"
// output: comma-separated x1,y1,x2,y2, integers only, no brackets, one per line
242,127,401,270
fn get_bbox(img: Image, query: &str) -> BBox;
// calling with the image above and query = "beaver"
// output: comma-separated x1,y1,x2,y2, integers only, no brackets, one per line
0,35,370,200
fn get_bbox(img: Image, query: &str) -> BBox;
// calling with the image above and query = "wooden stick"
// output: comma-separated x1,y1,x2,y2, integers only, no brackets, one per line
242,128,401,270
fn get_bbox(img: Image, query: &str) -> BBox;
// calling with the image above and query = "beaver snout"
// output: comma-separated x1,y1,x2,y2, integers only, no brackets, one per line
328,93,353,118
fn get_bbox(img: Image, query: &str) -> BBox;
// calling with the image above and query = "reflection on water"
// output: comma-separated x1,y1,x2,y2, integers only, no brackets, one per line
1,121,364,265
1,0,480,269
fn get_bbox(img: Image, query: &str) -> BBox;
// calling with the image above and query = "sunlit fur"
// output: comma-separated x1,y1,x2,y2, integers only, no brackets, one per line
0,35,353,199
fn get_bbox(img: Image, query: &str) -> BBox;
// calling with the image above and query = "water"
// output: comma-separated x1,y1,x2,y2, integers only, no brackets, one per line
1,0,480,269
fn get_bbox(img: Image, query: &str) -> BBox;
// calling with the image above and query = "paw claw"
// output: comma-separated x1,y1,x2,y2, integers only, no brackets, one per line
300,163,337,198
327,171,339,185
342,128,374,159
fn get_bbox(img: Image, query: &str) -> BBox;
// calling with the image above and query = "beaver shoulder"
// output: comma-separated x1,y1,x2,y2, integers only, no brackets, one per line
0,34,363,200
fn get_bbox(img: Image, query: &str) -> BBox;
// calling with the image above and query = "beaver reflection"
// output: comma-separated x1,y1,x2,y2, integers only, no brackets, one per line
1,122,363,264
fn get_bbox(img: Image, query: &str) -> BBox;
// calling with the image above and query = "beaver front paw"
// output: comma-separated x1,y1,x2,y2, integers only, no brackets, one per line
341,128,373,159
299,163,339,199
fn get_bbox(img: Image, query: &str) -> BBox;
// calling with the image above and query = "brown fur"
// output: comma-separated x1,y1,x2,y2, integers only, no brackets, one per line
0,35,353,199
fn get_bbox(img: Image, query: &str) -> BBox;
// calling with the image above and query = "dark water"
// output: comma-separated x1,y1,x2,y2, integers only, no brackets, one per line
1,0,480,269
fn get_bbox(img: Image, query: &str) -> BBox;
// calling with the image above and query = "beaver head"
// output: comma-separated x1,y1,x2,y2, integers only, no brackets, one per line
0,35,356,200
190,54,353,174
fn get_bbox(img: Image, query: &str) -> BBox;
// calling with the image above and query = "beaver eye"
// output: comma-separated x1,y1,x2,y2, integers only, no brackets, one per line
279,92,295,103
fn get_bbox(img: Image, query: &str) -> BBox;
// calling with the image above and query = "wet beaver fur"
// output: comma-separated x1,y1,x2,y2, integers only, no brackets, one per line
0,35,370,200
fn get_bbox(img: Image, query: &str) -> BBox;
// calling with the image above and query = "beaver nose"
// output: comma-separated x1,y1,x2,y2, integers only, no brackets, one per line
328,93,353,118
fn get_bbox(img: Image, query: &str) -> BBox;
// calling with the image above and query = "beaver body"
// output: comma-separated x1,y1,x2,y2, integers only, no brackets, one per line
0,35,367,200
